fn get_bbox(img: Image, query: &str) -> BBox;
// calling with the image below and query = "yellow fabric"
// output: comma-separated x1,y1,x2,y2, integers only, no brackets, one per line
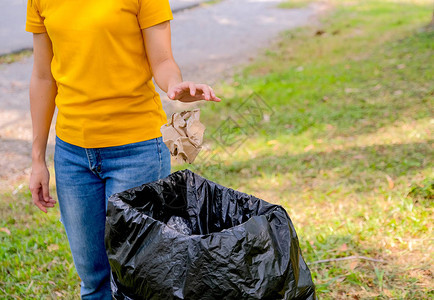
26,0,173,148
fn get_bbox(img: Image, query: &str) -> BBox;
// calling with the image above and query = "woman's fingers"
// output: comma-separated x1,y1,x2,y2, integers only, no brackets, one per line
167,82,190,99
167,85,181,99
209,86,216,98
30,185,48,213
200,84,211,101
167,81,222,102
205,85,221,102
39,191,55,207
189,82,197,97
201,84,212,100
211,95,222,102
204,86,221,102
194,84,219,101
42,181,55,204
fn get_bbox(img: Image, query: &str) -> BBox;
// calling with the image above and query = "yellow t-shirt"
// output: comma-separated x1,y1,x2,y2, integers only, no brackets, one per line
26,0,173,148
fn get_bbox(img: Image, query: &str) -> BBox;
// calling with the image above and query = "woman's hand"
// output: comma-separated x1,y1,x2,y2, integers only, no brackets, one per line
167,81,221,103
142,22,221,103
29,162,56,213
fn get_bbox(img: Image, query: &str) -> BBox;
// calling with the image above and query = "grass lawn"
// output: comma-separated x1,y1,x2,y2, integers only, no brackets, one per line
1,0,433,298
0,49,32,65
278,0,315,9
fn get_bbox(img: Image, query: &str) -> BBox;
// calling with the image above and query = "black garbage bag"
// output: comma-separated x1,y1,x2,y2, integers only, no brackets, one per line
105,169,316,300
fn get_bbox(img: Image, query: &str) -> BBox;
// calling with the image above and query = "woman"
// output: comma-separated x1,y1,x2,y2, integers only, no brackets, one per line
26,0,220,298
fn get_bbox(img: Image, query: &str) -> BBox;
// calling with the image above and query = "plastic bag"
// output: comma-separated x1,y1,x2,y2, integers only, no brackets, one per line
105,170,316,300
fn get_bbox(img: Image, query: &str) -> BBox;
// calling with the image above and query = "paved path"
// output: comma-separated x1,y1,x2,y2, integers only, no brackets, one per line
169,0,211,12
0,0,31,55
0,0,321,190
0,0,210,55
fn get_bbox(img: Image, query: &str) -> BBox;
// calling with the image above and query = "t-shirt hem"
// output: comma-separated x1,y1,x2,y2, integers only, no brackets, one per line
26,24,47,33
56,130,164,149
138,13,173,29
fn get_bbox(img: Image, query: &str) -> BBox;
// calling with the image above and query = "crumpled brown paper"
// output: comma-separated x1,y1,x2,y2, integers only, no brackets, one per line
160,109,205,164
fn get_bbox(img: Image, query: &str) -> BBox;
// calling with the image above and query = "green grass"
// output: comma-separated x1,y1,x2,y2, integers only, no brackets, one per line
278,0,314,9
0,166,81,298
0,49,33,65
201,0,225,6
1,0,433,298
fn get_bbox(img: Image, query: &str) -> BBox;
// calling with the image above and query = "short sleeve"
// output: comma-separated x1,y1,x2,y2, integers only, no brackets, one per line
138,0,173,29
26,0,46,33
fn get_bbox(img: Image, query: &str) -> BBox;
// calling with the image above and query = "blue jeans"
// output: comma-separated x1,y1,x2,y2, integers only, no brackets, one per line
54,136,171,299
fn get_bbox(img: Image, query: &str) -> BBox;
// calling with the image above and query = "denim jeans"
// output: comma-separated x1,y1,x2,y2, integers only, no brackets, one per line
54,136,171,299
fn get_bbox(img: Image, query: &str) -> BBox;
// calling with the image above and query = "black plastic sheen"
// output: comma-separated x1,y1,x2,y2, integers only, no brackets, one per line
105,170,316,299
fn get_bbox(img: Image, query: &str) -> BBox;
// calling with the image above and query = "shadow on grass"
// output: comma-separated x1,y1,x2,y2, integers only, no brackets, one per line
193,141,432,193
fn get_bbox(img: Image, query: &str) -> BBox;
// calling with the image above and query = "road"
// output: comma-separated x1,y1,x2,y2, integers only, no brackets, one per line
0,0,211,55
0,0,321,190
0,0,31,56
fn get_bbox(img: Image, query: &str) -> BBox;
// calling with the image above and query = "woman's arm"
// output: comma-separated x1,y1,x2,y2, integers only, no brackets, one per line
29,32,57,213
142,21,221,102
